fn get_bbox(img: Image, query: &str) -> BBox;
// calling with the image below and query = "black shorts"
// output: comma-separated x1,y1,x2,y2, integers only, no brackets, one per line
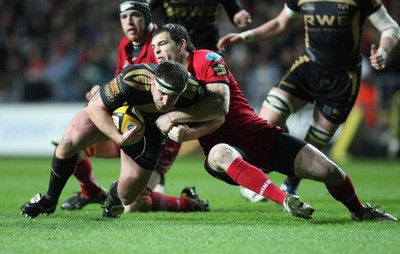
277,55,361,124
121,124,167,170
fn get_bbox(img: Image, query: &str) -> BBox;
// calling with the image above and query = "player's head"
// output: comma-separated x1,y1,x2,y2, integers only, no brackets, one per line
152,60,189,111
152,23,196,64
119,0,152,42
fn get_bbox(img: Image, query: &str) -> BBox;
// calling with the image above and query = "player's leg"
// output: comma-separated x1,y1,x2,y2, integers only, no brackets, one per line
21,108,109,218
103,149,153,218
243,87,307,198
124,151,210,213
206,143,314,219
281,108,340,194
291,136,397,221
61,140,120,210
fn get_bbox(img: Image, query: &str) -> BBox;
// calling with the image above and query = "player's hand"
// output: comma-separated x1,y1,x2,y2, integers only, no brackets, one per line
86,85,100,101
217,33,243,52
155,113,175,135
233,10,252,28
119,125,145,146
369,44,387,70
168,124,191,143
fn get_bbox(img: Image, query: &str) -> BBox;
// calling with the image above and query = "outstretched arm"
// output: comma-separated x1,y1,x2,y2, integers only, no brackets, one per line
217,5,299,51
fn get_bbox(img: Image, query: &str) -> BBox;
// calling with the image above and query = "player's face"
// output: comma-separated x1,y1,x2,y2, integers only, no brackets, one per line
152,32,182,64
120,11,146,44
151,76,180,112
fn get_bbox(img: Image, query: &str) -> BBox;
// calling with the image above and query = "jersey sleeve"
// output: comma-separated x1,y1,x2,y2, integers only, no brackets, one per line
286,0,300,13
100,64,156,111
360,0,382,16
192,50,230,86
220,0,243,22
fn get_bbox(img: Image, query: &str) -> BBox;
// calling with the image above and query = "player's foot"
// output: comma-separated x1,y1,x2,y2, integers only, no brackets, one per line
102,182,124,218
20,193,58,219
61,188,107,210
181,186,210,212
280,176,301,195
239,186,267,202
284,194,315,220
351,204,397,222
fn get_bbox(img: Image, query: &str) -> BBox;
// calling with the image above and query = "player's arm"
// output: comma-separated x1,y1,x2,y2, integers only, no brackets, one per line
368,4,400,70
86,85,141,147
155,82,230,134
217,4,299,51
168,117,225,143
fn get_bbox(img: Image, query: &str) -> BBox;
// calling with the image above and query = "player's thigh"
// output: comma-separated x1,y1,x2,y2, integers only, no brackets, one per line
293,144,345,185
57,108,108,157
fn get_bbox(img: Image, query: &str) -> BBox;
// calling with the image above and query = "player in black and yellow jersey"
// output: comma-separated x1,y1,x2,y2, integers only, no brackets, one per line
148,0,252,51
217,0,399,197
20,60,216,219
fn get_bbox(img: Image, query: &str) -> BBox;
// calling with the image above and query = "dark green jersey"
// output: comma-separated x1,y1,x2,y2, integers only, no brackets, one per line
286,0,381,70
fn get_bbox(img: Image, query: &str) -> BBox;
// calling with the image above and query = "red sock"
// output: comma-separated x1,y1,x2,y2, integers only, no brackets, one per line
74,158,102,198
155,140,181,175
150,191,196,212
326,175,364,213
227,157,286,205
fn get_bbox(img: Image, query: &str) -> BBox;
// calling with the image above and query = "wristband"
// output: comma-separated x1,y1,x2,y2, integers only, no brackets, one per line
377,47,387,59
239,30,256,42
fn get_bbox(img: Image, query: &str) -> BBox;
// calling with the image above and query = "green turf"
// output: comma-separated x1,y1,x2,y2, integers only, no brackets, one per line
0,156,399,254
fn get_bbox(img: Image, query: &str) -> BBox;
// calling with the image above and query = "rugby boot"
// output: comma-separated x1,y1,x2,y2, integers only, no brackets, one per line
20,193,58,219
61,188,107,210
181,186,210,212
351,204,397,222
284,194,315,220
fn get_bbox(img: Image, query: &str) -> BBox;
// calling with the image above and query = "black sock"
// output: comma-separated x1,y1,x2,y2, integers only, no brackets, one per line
109,181,119,199
46,154,78,200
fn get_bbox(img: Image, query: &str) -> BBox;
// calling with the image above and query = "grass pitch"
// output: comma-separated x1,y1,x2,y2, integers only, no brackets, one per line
0,156,399,254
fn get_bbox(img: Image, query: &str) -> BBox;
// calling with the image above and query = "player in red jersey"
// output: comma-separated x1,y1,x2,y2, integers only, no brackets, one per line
217,0,400,197
150,23,397,221
60,0,208,213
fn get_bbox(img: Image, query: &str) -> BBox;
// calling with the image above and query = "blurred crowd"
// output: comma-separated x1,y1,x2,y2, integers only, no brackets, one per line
0,0,399,110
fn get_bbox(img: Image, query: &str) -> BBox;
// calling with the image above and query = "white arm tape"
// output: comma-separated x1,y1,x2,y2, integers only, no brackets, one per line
239,30,255,42
368,5,400,40
284,4,300,19
377,47,387,59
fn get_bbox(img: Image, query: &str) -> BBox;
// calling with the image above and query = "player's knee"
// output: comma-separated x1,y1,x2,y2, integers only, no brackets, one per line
208,143,239,170
263,89,294,117
204,144,240,186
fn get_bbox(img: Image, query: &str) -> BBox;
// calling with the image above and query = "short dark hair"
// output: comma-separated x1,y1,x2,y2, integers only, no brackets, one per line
154,60,189,95
153,23,196,52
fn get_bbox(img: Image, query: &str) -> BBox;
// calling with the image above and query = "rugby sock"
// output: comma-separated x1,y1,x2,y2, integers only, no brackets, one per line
326,175,363,213
150,191,196,212
155,140,181,175
226,157,286,205
74,158,103,198
46,154,78,200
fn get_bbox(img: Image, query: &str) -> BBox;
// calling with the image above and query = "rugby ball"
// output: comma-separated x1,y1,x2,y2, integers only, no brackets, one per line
112,105,144,134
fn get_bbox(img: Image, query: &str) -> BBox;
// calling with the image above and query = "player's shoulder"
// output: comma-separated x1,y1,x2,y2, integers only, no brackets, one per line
121,63,157,73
